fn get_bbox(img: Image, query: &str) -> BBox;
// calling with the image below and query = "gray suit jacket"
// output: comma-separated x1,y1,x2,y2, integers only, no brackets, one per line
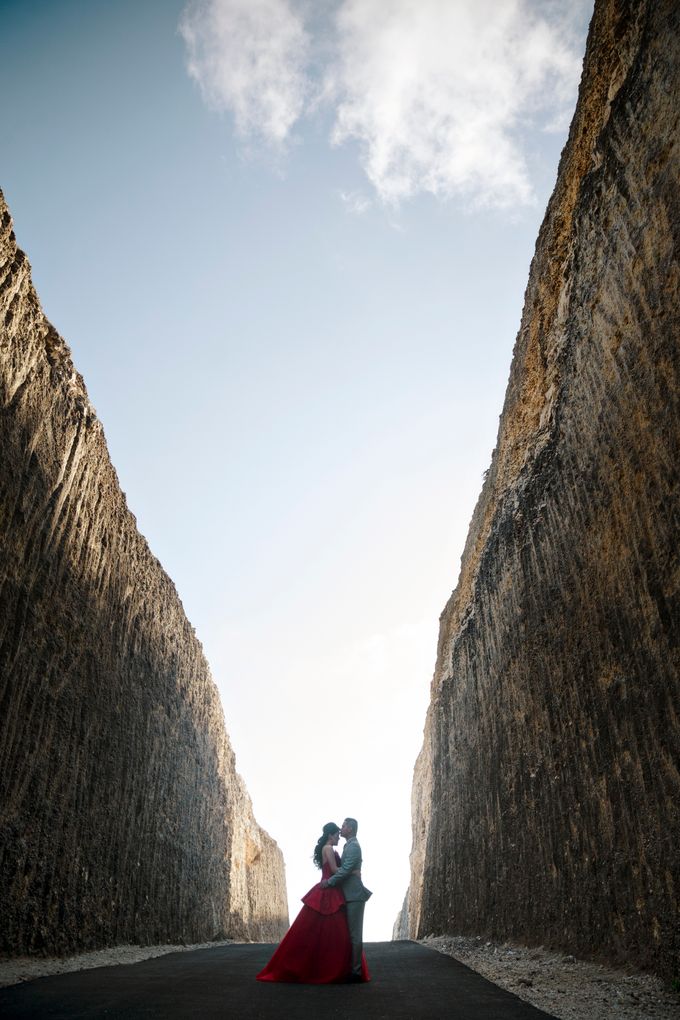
327,837,372,902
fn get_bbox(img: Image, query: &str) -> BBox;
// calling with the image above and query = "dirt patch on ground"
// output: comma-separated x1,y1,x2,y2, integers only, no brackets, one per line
421,935,679,1020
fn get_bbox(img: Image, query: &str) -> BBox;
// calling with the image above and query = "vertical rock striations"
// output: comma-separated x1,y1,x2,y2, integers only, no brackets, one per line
399,0,679,981
0,192,288,955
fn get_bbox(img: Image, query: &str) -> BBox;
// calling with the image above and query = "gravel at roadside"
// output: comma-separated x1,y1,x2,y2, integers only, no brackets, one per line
2,934,678,1019
0,941,233,989
421,934,679,1020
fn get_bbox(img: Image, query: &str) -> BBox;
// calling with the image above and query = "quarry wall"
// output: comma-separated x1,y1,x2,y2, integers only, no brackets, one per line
397,0,679,981
0,193,288,954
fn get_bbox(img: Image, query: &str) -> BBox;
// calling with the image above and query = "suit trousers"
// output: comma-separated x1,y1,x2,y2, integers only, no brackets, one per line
345,900,365,976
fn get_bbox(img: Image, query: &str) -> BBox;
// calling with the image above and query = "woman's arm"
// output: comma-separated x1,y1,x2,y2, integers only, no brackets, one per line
321,845,339,874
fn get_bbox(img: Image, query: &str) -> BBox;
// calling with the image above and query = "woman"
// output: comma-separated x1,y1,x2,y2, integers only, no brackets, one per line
256,822,370,983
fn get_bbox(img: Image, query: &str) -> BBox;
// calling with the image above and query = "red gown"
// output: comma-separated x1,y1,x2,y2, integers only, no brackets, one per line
256,852,370,983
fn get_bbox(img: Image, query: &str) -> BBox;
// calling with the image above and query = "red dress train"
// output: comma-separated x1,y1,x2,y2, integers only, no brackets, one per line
256,853,370,983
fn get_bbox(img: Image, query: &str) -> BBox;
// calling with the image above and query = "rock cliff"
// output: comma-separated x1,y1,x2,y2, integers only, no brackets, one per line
398,0,679,981
0,193,288,955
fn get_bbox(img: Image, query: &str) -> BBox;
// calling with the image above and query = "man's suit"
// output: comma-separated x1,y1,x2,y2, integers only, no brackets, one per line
326,836,371,977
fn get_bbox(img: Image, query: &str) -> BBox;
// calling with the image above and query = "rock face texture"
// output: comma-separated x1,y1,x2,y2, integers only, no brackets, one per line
398,0,679,982
0,194,288,955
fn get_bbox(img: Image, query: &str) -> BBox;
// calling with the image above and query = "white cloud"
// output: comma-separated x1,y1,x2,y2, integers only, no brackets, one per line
338,189,372,214
179,0,591,207
327,0,587,207
179,0,310,145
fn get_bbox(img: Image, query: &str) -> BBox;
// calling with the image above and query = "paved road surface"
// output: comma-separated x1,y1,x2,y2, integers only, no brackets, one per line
0,941,556,1019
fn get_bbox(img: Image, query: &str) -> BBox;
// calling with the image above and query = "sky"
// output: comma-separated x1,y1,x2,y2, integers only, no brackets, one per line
1,0,593,941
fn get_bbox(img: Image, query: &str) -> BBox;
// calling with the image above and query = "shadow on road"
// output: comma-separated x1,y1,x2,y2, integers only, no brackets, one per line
0,940,556,1019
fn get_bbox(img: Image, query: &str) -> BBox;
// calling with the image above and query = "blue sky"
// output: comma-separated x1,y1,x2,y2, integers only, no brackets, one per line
1,0,593,940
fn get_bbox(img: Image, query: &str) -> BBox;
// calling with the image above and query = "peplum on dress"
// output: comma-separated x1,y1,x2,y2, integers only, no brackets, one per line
256,851,371,983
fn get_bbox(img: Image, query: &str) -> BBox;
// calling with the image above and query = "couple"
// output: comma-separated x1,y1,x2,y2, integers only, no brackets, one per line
257,817,371,984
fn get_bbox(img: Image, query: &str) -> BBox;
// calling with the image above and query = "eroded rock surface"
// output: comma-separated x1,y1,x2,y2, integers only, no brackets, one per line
399,0,679,981
0,194,288,954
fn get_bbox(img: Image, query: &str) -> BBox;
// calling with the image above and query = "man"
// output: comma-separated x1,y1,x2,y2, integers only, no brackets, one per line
321,817,372,981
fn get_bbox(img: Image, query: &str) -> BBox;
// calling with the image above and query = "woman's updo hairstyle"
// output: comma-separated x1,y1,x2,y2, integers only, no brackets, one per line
313,822,340,869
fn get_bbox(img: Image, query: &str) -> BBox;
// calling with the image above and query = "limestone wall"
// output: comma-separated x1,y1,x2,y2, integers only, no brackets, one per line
399,0,679,980
0,193,288,954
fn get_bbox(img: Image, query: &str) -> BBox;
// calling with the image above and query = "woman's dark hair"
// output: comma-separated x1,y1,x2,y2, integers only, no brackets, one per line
313,822,340,869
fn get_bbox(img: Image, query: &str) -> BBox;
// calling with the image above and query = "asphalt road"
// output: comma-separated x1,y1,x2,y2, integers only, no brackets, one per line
0,941,556,1019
